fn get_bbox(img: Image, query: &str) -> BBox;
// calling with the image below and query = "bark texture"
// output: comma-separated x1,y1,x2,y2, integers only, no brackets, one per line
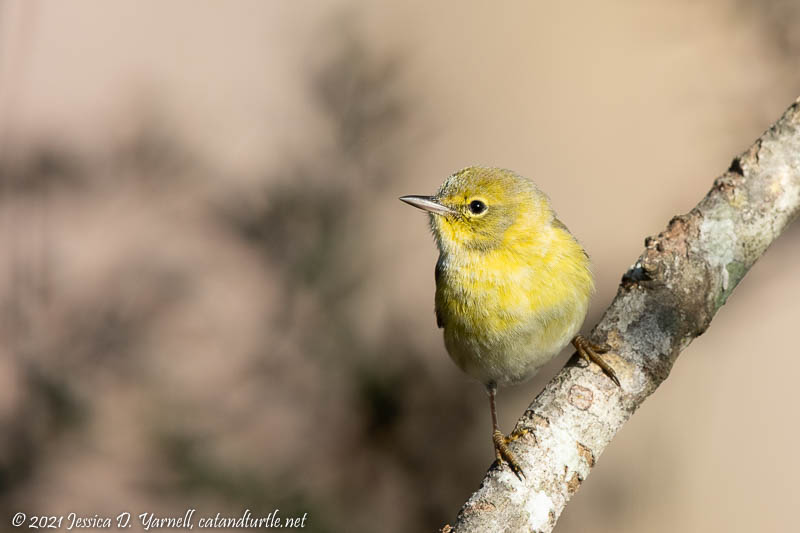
445,96,800,533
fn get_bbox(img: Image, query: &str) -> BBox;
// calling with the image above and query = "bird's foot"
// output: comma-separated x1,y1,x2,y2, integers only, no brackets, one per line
572,335,621,386
492,428,527,479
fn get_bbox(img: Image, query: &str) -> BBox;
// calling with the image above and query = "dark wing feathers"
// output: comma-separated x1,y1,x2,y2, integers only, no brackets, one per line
434,255,445,328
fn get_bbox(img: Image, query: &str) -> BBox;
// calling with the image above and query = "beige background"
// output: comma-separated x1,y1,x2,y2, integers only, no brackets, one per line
1,1,798,532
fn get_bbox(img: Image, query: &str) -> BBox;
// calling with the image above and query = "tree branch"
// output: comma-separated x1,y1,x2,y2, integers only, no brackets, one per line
446,96,800,533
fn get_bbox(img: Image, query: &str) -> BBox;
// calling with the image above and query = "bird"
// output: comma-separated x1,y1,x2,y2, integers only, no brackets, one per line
400,166,619,477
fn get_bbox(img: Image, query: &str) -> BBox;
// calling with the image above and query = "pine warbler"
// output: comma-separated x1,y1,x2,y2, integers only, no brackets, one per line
401,167,619,477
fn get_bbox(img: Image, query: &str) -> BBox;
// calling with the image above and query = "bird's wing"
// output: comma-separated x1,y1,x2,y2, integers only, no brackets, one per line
434,255,445,328
553,216,590,259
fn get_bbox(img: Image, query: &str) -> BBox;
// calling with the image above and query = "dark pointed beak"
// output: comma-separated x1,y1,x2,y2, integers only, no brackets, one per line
399,195,454,216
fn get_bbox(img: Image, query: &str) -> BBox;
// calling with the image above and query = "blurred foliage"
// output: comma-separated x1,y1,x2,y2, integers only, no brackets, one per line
739,0,800,57
0,19,479,533
217,21,481,531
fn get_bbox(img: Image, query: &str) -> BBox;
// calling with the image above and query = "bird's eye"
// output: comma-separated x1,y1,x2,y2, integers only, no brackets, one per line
468,200,487,215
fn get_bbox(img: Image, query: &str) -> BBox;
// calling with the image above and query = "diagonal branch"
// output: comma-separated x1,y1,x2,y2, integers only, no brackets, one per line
446,96,800,533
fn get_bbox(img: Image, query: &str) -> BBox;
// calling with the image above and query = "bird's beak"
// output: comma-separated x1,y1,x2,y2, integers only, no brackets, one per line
399,195,454,216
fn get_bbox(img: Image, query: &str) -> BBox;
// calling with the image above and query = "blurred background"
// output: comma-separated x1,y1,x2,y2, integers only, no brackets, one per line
0,1,799,532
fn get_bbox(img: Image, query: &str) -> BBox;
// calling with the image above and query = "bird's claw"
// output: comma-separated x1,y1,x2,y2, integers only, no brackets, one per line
492,429,527,479
572,335,620,386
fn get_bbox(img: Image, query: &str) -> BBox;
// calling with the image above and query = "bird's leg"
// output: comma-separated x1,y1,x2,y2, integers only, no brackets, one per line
487,382,526,479
572,335,621,386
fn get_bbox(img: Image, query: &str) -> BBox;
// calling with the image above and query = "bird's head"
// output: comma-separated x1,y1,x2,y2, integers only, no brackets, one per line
400,167,552,254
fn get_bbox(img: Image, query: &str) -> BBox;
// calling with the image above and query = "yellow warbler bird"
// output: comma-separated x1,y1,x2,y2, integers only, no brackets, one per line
400,167,619,477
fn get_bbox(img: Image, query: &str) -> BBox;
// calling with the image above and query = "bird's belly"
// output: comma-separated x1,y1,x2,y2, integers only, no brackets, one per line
438,276,589,386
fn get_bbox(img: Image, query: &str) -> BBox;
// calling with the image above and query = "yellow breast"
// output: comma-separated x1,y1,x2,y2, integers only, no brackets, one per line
435,223,593,385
